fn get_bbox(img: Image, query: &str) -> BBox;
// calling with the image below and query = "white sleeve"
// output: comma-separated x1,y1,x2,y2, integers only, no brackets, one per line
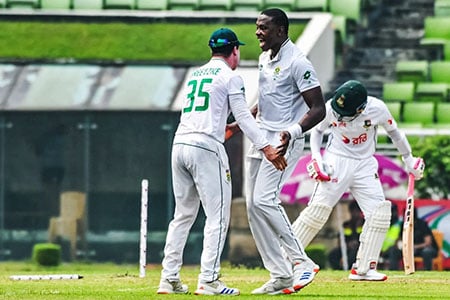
229,93,269,149
309,126,324,159
387,128,412,158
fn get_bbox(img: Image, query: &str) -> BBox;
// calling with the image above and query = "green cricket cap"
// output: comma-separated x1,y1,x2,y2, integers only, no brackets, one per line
208,28,245,48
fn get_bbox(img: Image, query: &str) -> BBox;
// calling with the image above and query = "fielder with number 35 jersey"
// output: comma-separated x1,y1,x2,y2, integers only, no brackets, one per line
157,28,286,296
292,80,425,281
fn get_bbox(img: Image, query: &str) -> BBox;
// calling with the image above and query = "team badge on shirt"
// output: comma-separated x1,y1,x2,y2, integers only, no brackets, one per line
363,120,372,129
226,169,231,182
273,66,281,80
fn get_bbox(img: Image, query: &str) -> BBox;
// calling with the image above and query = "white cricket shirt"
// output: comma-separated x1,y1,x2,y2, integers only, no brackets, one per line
257,39,321,131
318,96,398,159
176,58,267,148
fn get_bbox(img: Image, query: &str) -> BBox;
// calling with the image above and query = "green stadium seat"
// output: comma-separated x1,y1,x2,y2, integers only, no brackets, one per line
293,0,328,11
445,40,450,61
136,0,168,10
231,0,263,11
430,61,450,83
420,17,450,59
104,0,135,9
198,0,231,10
264,0,294,11
434,0,450,16
6,0,39,9
329,0,362,24
415,82,448,103
436,102,450,124
395,60,429,84
382,82,415,102
40,0,71,9
73,0,103,10
168,0,199,10
402,102,435,125
385,101,401,121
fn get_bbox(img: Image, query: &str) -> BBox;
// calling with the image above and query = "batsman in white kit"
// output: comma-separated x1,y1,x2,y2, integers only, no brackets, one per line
157,28,286,295
292,80,425,281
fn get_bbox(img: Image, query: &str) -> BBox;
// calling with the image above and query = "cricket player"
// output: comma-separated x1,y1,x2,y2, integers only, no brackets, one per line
157,28,286,295
245,8,326,295
292,80,425,281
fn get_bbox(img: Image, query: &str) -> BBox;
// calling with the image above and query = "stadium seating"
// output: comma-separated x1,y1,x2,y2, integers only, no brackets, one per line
168,0,199,10
382,82,415,102
6,0,39,9
231,0,263,11
72,0,103,10
293,0,328,11
402,102,435,125
395,60,429,84
436,102,450,124
104,0,135,10
420,17,450,59
264,0,294,11
136,0,168,10
198,0,231,11
40,0,71,9
434,0,450,17
430,61,450,83
415,82,448,103
329,0,362,24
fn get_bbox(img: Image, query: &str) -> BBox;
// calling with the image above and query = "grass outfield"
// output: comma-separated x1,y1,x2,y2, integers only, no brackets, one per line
1,262,449,299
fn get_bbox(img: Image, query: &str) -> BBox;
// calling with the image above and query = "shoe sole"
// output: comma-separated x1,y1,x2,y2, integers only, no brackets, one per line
348,276,387,281
252,287,295,295
293,269,317,292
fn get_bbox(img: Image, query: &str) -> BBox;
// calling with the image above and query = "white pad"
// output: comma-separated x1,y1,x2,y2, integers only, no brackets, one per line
292,203,333,247
355,201,391,274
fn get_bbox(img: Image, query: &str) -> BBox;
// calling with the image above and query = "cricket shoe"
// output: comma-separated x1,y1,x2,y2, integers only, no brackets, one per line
348,266,387,281
194,279,240,296
157,278,188,294
293,259,317,291
251,278,295,295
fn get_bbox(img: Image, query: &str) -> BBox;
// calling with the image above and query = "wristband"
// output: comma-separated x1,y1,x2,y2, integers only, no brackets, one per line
287,123,303,139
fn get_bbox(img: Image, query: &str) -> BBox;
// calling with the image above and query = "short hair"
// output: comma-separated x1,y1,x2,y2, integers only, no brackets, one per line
261,8,289,34
211,44,236,57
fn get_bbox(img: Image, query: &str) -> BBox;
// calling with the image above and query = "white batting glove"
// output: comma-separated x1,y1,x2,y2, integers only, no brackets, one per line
402,156,425,180
307,158,331,181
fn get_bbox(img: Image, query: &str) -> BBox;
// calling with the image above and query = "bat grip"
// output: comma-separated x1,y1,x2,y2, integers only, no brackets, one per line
407,173,415,197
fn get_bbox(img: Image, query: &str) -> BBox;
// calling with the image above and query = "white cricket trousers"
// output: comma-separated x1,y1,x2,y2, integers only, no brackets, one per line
246,132,309,279
310,153,385,218
161,133,231,283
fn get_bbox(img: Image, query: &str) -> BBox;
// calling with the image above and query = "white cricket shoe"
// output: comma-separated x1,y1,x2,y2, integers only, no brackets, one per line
293,259,317,291
194,279,240,296
348,267,387,281
157,278,188,294
252,278,295,295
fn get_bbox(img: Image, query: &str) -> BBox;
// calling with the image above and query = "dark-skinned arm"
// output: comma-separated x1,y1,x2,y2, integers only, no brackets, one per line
278,86,326,155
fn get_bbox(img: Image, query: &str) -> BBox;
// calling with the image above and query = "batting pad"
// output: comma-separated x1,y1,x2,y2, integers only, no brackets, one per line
292,203,332,246
355,200,391,274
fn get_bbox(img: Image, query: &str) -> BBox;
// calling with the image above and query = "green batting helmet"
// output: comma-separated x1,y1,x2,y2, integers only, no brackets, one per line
331,80,368,117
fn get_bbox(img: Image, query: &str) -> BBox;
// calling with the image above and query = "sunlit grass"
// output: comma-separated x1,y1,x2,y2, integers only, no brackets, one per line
1,261,449,299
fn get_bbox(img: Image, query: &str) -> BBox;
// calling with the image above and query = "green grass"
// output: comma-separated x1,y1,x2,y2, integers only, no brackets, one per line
1,261,450,299
0,22,305,62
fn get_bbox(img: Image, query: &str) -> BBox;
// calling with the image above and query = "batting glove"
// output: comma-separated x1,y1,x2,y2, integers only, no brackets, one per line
402,156,425,180
307,158,331,182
